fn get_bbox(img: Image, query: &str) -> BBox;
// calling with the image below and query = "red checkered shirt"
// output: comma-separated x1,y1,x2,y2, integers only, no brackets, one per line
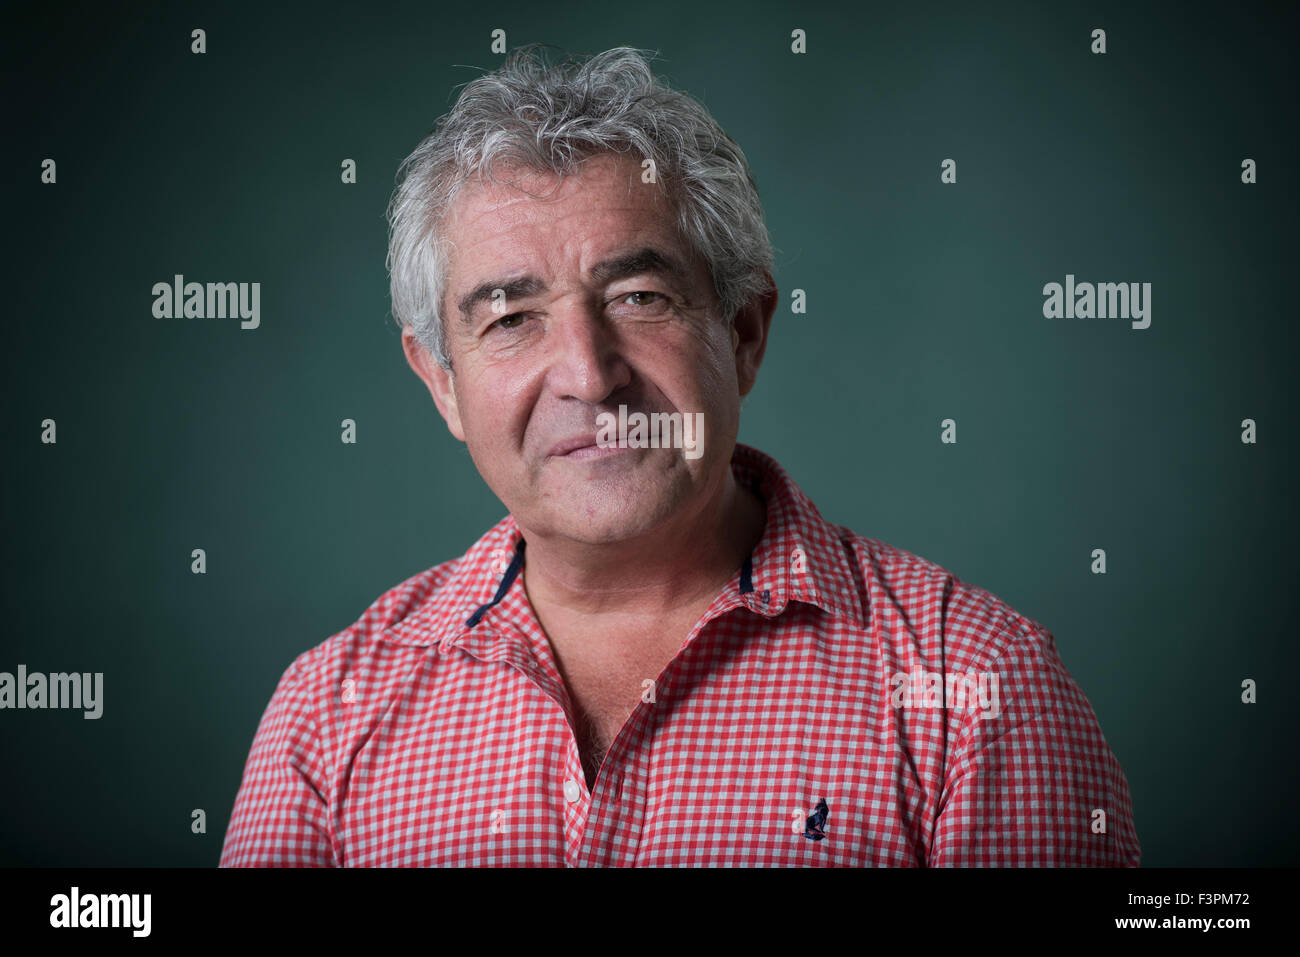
220,443,1140,867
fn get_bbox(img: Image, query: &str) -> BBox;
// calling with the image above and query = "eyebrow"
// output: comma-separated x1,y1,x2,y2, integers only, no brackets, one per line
456,246,691,324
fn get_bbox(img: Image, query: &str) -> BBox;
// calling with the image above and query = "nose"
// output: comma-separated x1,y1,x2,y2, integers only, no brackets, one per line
545,302,632,404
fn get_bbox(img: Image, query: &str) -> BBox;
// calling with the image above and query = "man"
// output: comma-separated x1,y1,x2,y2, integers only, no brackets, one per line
220,45,1139,867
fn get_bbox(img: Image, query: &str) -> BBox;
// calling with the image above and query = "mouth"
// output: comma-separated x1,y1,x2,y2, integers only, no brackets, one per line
547,435,636,460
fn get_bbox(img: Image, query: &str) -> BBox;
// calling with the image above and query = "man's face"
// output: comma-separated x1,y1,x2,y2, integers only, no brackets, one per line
404,152,761,545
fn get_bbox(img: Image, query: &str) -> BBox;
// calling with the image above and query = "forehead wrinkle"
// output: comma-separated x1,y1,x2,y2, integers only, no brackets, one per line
447,159,695,329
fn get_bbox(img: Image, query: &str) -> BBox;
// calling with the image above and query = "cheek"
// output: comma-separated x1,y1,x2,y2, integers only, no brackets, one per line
457,363,536,449
686,333,740,401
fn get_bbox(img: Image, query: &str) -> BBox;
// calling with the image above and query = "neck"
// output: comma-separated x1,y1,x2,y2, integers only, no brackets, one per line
518,464,766,621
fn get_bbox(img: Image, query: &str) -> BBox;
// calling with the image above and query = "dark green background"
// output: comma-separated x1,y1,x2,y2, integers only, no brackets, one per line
3,0,1295,866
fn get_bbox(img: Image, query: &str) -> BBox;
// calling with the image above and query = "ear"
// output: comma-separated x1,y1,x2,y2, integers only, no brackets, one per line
731,270,777,397
402,326,465,442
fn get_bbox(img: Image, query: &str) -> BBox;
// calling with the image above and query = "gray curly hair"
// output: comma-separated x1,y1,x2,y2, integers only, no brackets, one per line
385,44,775,370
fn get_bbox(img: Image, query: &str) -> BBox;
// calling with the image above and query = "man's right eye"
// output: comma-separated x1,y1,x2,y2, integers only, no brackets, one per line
492,313,526,330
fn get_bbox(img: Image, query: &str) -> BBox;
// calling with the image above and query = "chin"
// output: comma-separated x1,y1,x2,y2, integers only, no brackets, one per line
539,487,683,544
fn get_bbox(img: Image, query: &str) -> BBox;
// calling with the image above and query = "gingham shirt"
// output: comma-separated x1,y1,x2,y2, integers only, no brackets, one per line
220,443,1140,867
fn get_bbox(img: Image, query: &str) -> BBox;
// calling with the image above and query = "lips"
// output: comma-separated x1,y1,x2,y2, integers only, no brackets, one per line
548,434,602,457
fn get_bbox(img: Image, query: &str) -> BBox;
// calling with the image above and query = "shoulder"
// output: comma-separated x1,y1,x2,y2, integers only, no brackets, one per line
832,525,1053,666
266,554,469,708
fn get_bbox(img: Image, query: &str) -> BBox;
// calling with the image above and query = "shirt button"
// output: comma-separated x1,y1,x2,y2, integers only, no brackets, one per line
563,778,582,803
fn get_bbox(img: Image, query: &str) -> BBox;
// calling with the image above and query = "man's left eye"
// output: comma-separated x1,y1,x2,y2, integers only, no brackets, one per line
622,291,663,306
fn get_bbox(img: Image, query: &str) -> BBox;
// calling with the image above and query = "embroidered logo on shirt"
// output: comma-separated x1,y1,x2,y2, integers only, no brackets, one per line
803,798,829,841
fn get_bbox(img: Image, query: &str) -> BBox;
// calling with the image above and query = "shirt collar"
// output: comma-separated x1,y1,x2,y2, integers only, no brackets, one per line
379,442,867,649
727,443,865,626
